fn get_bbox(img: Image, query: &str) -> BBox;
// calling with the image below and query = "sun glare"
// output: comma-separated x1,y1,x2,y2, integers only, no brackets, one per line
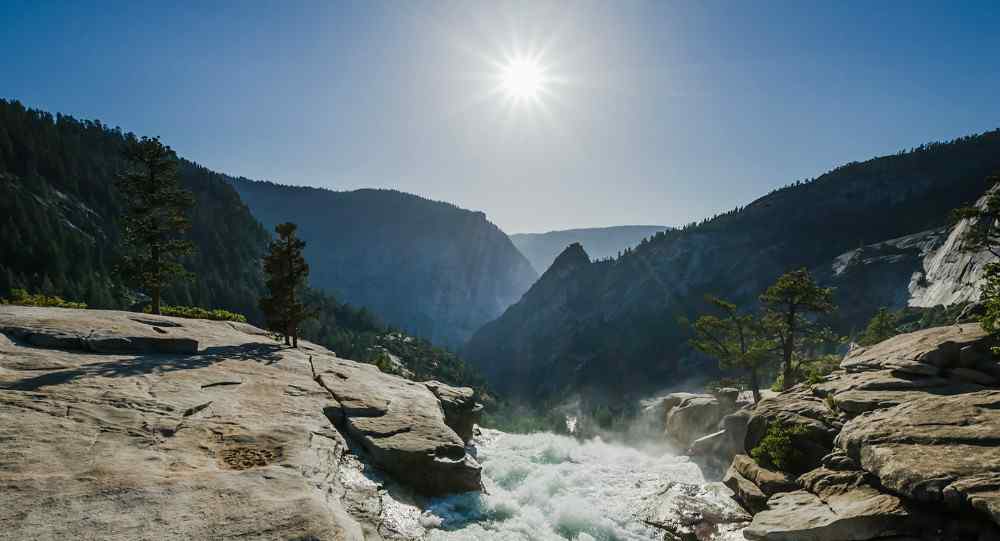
499,56,545,101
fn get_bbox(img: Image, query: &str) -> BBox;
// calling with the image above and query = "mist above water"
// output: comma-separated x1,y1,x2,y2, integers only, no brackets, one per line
422,429,706,541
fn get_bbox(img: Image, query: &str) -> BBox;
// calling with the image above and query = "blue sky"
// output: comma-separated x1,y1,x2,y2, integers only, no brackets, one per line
3,1,999,233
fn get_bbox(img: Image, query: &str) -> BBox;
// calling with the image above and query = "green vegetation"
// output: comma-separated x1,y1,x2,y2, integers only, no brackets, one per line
479,402,569,434
857,307,898,346
260,223,311,347
690,269,838,395
0,99,269,318
853,304,972,346
465,129,1000,402
297,288,488,390
116,136,195,315
751,423,809,471
0,288,87,309
760,269,836,390
144,304,247,323
688,296,773,402
0,100,489,391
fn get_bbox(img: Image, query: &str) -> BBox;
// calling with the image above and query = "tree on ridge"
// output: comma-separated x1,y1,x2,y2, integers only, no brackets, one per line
116,136,195,314
760,268,835,390
260,222,310,347
689,295,773,402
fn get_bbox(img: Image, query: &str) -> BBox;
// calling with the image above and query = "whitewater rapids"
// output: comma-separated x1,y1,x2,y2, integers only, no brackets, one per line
418,428,707,540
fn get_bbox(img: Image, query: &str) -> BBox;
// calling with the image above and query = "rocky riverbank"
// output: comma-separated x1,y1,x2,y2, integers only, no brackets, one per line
0,306,482,540
662,323,1000,540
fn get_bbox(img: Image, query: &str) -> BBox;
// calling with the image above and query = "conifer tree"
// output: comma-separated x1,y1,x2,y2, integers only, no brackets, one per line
760,268,835,390
116,136,194,314
689,296,773,402
260,222,310,347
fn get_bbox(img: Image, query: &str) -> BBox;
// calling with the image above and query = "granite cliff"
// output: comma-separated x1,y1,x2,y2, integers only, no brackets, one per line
0,305,482,540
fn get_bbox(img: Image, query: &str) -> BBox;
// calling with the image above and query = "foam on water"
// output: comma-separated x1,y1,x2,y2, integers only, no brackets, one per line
423,429,706,541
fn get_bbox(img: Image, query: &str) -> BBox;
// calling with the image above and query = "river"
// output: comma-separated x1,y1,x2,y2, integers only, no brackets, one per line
417,429,713,540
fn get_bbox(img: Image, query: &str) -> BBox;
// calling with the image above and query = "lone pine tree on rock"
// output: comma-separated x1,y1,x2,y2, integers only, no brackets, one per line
760,268,835,390
689,296,773,403
260,222,310,347
116,136,195,315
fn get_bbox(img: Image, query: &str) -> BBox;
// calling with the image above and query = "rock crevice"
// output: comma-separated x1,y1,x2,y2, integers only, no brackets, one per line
0,306,482,540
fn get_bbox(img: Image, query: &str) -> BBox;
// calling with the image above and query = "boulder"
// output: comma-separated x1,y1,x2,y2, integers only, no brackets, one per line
745,386,842,474
319,365,482,495
841,323,987,374
736,323,1000,536
743,484,922,541
666,394,734,448
730,454,797,497
836,390,1000,525
0,305,481,539
689,409,751,477
723,463,768,513
424,380,482,444
640,481,750,541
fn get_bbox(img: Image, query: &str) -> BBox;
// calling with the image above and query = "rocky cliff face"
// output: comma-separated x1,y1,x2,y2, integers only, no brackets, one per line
464,130,1000,400
0,306,482,540
824,186,998,323
233,179,537,348
719,324,1000,540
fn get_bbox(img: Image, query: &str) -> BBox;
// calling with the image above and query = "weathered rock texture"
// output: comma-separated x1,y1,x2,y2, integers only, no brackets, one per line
0,306,481,540
736,323,1000,540
640,481,750,541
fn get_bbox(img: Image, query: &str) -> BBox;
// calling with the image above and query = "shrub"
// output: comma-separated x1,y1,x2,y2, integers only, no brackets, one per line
751,423,809,471
0,288,87,309
803,355,840,385
145,304,247,323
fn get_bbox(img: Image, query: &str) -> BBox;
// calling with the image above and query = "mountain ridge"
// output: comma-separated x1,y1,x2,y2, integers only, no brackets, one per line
231,177,537,347
464,128,1000,400
510,225,669,274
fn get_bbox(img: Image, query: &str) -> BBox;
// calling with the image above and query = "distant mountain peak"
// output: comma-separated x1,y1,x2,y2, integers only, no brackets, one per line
549,242,590,272
510,225,668,273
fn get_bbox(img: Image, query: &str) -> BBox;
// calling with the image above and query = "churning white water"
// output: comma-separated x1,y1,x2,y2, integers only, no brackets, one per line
420,429,707,541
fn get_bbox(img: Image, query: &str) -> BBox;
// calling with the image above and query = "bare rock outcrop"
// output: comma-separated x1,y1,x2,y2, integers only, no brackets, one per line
640,481,750,541
736,323,1000,540
0,306,482,540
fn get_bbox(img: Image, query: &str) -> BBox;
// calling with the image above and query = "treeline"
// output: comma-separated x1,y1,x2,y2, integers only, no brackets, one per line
0,99,269,318
0,99,488,391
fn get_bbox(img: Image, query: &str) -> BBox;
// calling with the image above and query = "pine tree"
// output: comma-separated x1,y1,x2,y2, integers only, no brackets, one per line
115,136,195,314
689,296,774,402
858,307,898,346
760,268,835,390
260,222,310,347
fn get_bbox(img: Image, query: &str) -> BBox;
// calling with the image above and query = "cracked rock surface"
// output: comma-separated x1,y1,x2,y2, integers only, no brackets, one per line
737,323,1000,540
0,306,481,540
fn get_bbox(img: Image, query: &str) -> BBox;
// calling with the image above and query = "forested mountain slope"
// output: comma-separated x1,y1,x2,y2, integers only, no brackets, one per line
510,225,669,274
464,129,1000,400
0,99,269,319
232,178,537,347
0,99,490,390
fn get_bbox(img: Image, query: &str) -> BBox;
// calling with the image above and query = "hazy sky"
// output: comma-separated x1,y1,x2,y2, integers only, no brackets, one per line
3,1,999,233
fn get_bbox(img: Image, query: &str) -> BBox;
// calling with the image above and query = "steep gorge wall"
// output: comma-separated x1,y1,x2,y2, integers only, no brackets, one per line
233,179,537,348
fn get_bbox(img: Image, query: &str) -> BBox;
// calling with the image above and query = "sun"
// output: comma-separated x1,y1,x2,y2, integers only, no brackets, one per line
499,56,545,101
